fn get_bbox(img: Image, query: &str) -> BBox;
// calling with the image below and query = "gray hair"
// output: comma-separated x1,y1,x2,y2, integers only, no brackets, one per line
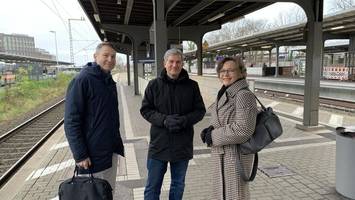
164,48,184,62
95,42,115,53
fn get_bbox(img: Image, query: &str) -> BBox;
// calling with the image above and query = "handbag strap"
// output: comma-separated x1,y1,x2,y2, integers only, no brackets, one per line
235,145,258,182
240,87,266,111
233,87,259,181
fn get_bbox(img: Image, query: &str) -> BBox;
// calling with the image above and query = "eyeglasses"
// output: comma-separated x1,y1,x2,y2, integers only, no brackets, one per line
219,69,237,74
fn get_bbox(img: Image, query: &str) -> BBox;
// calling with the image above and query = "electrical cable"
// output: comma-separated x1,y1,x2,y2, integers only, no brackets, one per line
39,0,68,32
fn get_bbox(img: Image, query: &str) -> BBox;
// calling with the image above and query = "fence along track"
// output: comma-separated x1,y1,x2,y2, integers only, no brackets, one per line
0,100,65,187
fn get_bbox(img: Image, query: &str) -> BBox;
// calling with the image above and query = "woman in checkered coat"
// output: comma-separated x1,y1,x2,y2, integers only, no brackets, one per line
200,56,258,200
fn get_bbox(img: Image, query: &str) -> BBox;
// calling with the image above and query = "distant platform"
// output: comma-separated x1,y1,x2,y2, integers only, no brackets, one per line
246,76,355,103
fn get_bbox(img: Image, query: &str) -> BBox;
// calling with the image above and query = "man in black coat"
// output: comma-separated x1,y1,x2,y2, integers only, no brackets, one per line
140,48,206,200
64,42,124,194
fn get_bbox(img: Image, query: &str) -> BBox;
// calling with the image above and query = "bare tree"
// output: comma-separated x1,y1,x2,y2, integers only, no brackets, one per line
326,0,354,13
183,41,196,51
333,0,354,10
116,57,126,71
182,41,197,72
271,5,306,27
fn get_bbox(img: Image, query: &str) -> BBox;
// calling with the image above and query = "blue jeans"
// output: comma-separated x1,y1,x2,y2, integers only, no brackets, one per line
144,158,189,200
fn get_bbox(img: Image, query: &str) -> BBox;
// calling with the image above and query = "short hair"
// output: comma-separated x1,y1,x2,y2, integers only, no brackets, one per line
216,56,246,76
164,48,184,62
95,42,115,53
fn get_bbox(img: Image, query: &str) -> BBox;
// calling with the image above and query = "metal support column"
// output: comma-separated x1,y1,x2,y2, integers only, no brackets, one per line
330,54,334,65
275,45,279,77
345,52,348,67
196,38,203,75
249,49,254,66
303,21,323,126
348,34,355,79
133,42,139,95
350,35,355,50
268,49,272,67
153,0,167,76
126,54,131,86
137,46,147,77
68,21,74,64
68,18,85,65
320,40,326,79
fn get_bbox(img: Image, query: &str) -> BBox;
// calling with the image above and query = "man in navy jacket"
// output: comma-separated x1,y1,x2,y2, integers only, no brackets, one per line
64,42,124,193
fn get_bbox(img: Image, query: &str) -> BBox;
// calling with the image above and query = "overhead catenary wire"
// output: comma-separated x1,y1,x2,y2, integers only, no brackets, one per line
53,0,72,18
39,0,68,32
44,0,91,41
50,0,61,18
74,40,99,55
39,0,100,64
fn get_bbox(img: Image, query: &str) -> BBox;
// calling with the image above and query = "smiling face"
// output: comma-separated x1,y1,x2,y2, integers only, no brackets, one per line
164,54,183,79
94,45,116,73
218,60,244,86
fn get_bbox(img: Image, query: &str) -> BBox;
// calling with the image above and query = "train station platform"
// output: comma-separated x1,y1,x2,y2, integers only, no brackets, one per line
1,73,353,200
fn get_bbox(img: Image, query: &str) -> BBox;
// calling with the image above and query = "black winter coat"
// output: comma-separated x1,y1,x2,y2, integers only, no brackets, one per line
140,68,206,161
64,62,124,173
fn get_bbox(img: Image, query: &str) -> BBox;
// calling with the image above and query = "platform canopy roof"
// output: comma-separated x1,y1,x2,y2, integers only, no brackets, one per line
203,7,355,53
78,0,273,45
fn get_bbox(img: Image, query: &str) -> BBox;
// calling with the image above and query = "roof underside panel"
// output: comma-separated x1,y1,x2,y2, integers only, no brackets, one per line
166,1,272,26
129,0,153,25
97,0,124,24
179,2,228,26
79,0,274,42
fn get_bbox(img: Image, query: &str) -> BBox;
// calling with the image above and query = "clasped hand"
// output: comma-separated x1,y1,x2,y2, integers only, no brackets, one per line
164,114,187,133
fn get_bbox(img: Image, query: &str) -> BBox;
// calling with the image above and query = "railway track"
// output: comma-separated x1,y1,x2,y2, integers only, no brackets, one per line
0,100,65,187
254,88,355,112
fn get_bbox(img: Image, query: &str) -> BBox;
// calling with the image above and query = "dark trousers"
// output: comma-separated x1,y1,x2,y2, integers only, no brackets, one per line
144,158,189,200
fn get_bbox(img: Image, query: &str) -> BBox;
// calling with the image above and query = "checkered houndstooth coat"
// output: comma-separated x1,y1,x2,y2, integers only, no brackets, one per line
209,79,258,200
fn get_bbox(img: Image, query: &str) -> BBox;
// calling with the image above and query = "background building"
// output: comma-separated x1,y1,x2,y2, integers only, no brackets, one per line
34,48,55,60
0,33,54,60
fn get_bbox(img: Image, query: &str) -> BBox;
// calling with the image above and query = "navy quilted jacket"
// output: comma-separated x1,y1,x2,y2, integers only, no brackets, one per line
64,62,124,173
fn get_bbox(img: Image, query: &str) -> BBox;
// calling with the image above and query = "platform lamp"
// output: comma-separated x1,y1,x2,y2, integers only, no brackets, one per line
49,30,59,66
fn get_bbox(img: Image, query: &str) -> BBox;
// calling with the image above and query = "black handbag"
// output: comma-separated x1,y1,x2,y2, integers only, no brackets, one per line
58,166,113,200
236,89,283,181
239,92,283,154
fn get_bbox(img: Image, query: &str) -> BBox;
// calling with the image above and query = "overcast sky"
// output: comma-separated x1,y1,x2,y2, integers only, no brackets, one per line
0,0,339,66
0,0,100,66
